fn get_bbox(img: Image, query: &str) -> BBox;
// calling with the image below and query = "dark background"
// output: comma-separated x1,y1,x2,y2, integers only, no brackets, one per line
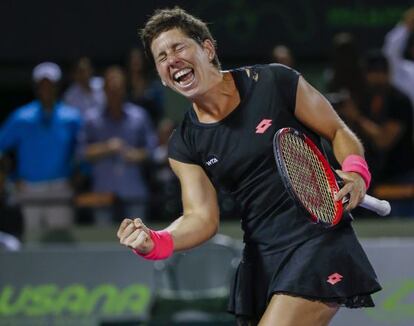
0,0,413,118
0,0,411,63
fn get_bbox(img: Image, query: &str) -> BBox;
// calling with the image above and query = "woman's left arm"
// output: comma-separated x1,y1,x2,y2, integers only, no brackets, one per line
294,76,367,210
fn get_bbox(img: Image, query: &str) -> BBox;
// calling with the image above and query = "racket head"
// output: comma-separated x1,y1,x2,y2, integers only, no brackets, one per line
273,127,343,227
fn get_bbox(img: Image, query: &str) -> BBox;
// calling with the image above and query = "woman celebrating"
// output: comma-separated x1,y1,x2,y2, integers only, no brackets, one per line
117,7,381,326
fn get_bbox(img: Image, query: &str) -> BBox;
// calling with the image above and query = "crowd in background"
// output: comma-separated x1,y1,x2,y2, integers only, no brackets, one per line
0,8,413,244
0,48,182,243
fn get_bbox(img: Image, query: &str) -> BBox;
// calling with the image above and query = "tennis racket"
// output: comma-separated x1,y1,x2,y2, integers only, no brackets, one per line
273,127,391,227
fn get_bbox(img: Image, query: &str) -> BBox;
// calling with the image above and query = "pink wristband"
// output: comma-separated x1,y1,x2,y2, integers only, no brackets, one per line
342,155,371,189
133,229,174,260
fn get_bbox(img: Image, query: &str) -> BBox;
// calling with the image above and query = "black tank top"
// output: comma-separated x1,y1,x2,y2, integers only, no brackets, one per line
168,64,350,254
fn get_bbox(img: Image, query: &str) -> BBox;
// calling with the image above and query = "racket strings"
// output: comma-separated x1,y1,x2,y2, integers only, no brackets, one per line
281,134,337,223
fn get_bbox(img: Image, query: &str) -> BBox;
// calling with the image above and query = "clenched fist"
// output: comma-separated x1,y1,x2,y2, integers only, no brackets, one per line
117,218,154,254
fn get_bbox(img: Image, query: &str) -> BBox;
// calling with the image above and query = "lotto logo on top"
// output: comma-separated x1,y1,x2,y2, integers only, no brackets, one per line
256,119,273,134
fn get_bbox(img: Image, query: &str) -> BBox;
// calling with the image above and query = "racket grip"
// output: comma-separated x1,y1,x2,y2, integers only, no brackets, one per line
360,195,391,216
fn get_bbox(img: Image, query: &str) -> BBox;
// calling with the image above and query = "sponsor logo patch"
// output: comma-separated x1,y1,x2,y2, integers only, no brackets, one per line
255,119,272,134
205,155,219,167
327,272,343,285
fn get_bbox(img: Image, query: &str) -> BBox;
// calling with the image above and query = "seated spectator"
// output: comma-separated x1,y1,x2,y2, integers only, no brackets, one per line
126,48,165,126
325,32,366,108
0,62,82,240
335,52,413,186
78,66,157,225
63,56,105,117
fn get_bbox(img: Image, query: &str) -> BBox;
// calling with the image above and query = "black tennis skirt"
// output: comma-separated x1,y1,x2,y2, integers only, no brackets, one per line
228,224,382,320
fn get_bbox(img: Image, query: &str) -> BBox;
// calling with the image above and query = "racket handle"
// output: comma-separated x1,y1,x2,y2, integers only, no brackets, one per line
360,195,391,216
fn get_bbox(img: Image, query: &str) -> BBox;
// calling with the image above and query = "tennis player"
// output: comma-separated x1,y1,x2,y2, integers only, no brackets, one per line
117,7,381,326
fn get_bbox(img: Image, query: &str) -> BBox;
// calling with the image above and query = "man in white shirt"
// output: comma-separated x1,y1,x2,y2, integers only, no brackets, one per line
383,7,414,109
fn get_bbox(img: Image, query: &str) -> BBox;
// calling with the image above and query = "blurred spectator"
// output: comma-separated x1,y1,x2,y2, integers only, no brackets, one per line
325,33,366,108
78,66,157,224
383,6,414,141
272,45,295,68
126,48,165,126
150,118,182,221
0,156,23,240
153,119,175,178
63,56,105,117
334,52,414,186
0,62,81,240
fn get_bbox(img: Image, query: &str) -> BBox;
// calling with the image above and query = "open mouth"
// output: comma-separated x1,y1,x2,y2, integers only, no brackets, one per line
173,68,195,88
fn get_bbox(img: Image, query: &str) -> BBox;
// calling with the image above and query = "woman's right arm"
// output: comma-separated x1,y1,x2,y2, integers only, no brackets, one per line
164,159,220,250
117,158,220,254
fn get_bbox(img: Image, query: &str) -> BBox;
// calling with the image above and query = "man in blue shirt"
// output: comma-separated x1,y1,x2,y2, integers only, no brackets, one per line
0,62,82,240
78,66,157,224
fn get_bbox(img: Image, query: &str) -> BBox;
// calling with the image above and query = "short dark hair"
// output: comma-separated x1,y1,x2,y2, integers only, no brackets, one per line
140,6,221,69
